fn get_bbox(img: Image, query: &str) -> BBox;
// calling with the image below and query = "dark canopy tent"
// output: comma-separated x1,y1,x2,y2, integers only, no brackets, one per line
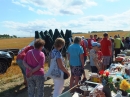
40,31,46,41
60,30,65,39
35,31,41,39
44,31,54,52
53,29,62,41
48,29,53,39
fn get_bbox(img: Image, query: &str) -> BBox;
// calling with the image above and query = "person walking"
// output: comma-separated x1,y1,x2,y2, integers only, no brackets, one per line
67,36,84,89
114,35,122,57
23,39,45,97
100,33,112,70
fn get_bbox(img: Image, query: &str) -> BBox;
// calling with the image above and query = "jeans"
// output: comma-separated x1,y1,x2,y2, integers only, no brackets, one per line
16,59,26,78
53,78,64,97
27,75,44,97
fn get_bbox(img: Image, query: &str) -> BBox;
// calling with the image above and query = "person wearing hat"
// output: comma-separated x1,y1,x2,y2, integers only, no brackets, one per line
90,42,101,73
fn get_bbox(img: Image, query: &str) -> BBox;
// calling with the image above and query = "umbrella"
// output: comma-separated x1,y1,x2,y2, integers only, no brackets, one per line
60,30,65,39
48,29,53,39
35,31,41,39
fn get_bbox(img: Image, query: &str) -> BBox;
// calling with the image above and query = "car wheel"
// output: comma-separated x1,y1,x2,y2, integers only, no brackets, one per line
0,60,8,74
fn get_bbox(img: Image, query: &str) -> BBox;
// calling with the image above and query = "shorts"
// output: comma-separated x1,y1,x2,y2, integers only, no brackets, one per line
70,66,83,77
103,56,111,65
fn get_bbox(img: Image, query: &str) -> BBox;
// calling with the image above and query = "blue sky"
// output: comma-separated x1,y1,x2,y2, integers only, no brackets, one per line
0,0,130,37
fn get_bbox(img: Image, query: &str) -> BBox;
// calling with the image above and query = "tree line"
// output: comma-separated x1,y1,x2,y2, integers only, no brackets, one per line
0,34,17,38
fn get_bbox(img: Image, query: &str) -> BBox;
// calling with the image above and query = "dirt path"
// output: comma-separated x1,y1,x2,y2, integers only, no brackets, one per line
1,62,91,97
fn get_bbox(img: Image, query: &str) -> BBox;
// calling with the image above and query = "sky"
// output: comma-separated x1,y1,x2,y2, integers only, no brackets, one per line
0,0,130,37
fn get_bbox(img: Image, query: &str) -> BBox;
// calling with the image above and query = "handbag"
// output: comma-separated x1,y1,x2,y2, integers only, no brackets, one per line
45,51,64,79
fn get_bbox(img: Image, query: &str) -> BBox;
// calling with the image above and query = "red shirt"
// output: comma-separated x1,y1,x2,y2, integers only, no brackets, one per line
16,46,34,60
100,38,111,56
88,39,94,49
80,40,87,56
97,51,103,60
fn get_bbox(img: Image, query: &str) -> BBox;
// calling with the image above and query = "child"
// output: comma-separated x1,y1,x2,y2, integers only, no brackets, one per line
23,39,45,97
90,42,101,73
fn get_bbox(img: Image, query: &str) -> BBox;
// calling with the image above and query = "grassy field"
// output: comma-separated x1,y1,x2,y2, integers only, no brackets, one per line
0,31,130,94
0,37,34,49
73,31,130,38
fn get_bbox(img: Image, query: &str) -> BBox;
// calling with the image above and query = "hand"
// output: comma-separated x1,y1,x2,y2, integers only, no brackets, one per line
67,72,70,78
28,67,33,71
27,71,33,78
82,65,84,69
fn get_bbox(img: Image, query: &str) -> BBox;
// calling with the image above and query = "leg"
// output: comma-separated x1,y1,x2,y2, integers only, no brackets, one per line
53,79,64,97
35,75,44,97
70,75,74,89
115,49,118,58
27,76,36,97
74,76,80,86
16,59,26,84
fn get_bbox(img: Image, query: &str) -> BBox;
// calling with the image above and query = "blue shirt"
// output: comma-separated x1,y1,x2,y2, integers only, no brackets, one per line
51,49,62,59
67,44,84,66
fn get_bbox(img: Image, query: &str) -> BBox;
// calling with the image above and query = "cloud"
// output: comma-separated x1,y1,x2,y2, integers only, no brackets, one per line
28,6,34,11
107,0,119,2
3,9,130,36
12,0,97,15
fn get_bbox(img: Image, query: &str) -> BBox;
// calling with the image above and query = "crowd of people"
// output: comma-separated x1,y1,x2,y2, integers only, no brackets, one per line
16,33,130,97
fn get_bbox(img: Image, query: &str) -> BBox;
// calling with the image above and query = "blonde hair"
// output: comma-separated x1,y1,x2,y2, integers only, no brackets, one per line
54,38,65,48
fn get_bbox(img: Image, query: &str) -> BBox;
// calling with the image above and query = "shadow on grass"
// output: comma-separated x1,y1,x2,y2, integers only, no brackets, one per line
0,84,27,97
0,83,69,97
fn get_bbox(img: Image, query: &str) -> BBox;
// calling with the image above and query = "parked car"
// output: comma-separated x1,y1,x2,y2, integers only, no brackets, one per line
0,51,13,74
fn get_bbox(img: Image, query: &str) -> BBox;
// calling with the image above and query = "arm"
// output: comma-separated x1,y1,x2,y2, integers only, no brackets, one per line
93,58,100,71
109,41,112,56
23,60,32,70
80,54,84,68
91,40,94,45
31,65,43,74
57,58,69,75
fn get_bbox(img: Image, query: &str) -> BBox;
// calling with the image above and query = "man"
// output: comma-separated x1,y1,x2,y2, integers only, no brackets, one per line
100,33,112,70
114,35,122,57
82,36,88,48
94,34,98,41
88,35,95,51
80,38,87,82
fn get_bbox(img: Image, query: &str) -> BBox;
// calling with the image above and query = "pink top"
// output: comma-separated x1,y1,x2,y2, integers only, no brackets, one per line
24,49,45,75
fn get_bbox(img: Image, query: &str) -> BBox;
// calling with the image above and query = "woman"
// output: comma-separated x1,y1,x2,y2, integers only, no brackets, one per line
50,38,70,97
23,39,45,97
16,45,34,86
67,36,84,89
